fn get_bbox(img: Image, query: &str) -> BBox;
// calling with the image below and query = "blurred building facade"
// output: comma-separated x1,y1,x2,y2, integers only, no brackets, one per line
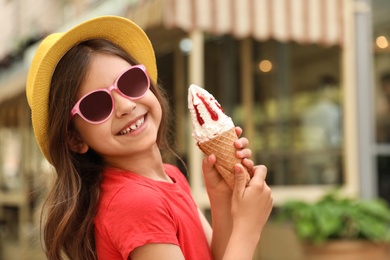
0,0,388,259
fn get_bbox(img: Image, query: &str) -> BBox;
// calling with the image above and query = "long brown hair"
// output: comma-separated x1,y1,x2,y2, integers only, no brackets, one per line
43,39,172,259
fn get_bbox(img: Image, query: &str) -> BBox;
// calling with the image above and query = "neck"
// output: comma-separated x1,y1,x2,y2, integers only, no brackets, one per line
106,144,169,182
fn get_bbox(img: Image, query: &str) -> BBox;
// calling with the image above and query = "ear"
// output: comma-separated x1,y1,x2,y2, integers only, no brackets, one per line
68,132,89,154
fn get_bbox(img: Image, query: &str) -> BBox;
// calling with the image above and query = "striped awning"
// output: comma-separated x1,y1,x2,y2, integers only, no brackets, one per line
126,0,345,46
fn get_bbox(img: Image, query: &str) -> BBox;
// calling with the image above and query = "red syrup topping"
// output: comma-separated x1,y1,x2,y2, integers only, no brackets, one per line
196,93,220,122
215,102,225,113
194,104,204,126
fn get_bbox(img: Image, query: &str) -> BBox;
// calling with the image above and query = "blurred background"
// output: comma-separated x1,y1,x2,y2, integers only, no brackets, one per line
0,0,389,259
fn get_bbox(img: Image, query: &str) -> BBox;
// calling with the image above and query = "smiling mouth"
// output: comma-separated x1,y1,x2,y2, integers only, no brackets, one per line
119,116,145,135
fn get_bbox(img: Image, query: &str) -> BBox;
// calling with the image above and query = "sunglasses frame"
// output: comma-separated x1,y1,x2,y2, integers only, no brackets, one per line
70,64,150,124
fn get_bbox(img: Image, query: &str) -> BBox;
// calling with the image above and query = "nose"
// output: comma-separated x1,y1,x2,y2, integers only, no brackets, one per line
112,90,136,118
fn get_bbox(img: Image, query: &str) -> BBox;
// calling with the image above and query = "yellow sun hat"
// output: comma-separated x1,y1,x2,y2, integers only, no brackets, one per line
26,15,157,164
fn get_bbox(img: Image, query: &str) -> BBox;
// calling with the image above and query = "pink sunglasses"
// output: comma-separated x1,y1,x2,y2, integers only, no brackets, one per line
70,64,150,124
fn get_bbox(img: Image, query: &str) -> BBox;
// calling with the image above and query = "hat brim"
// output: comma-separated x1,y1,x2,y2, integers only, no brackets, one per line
26,16,157,163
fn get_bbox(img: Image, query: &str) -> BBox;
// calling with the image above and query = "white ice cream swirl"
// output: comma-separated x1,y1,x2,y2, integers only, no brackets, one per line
188,84,234,143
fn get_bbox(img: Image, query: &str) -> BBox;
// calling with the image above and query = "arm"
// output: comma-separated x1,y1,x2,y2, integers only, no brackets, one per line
130,244,185,260
198,207,213,246
223,164,272,259
202,128,273,260
200,127,245,258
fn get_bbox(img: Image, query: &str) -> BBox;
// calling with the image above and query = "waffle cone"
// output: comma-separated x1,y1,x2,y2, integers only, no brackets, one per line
198,128,250,189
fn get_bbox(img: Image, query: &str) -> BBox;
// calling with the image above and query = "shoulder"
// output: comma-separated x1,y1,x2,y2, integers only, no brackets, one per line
97,177,177,233
96,172,169,220
95,178,180,258
110,179,167,212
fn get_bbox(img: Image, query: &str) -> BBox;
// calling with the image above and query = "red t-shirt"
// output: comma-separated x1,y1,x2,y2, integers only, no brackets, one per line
94,164,212,260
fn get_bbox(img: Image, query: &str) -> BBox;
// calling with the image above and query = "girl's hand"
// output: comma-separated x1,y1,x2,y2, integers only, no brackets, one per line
231,163,273,239
202,127,254,195
222,164,273,259
202,154,231,194
202,126,271,260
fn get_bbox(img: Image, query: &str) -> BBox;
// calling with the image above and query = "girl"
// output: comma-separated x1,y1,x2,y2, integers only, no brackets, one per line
26,16,273,260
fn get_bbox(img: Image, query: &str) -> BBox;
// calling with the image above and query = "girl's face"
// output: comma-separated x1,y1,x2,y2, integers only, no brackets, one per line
71,53,162,167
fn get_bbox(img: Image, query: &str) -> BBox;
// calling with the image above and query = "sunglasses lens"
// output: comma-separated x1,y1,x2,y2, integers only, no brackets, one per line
79,91,112,122
117,67,149,98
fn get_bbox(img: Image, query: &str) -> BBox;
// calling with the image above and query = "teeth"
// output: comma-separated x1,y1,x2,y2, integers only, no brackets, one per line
120,116,145,135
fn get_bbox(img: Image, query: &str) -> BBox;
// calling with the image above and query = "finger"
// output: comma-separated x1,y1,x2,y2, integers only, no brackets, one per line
234,126,243,137
236,148,252,159
242,158,255,172
250,165,268,183
234,137,249,150
233,164,247,196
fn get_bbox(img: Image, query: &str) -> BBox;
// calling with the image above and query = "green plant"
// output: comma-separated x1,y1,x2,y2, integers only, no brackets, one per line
278,190,390,244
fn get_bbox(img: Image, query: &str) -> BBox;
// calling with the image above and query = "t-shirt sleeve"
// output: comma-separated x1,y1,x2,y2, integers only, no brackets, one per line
102,185,179,259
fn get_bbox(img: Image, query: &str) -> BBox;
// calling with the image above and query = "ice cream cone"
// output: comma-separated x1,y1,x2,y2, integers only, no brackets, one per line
198,128,250,189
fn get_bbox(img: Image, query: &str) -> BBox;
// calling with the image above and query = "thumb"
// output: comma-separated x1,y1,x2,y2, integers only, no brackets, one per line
202,154,216,175
233,164,246,196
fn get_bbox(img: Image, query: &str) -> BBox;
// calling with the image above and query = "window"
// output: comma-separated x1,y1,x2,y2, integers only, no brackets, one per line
373,0,390,203
204,35,343,188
